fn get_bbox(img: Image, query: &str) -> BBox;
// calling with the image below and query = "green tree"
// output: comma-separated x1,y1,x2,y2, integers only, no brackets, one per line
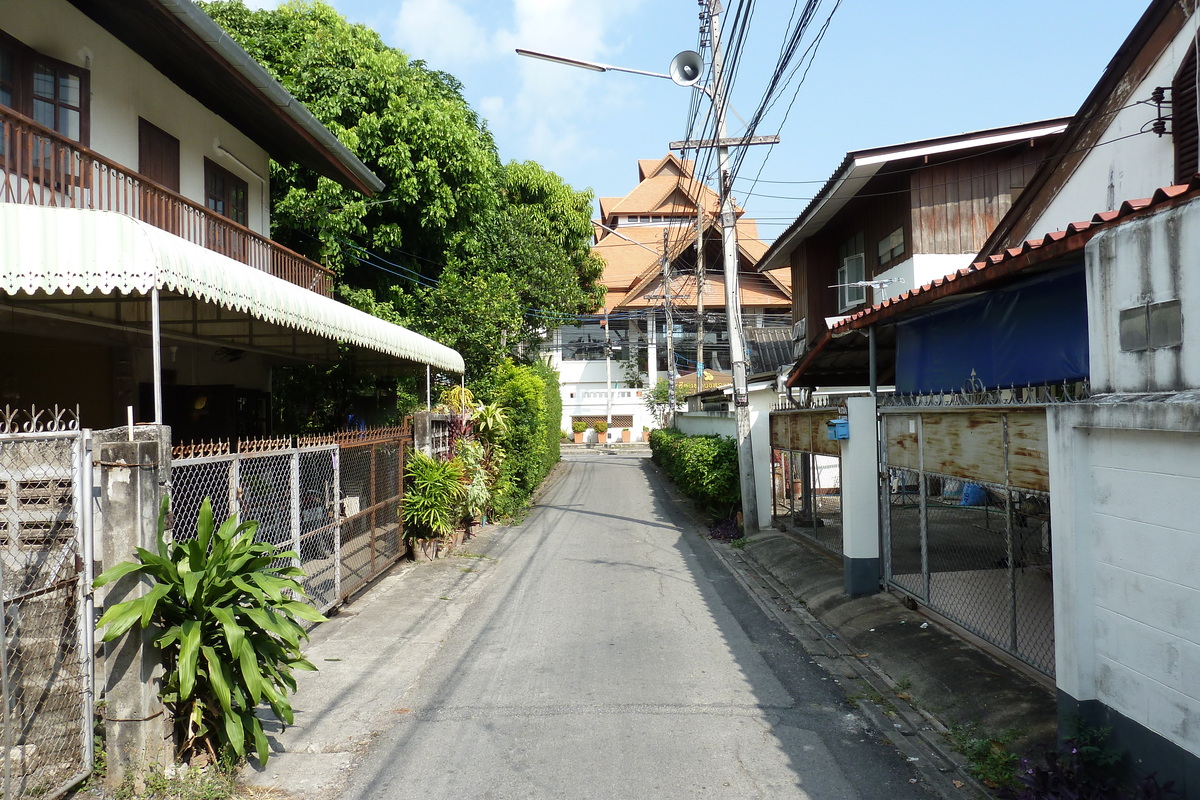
200,0,499,283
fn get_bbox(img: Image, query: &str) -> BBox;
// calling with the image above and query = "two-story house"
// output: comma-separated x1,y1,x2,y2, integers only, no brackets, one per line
544,154,790,438
755,120,1068,391
0,0,463,441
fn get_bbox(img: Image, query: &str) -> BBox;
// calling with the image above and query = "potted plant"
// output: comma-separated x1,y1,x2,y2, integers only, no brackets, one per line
572,420,587,443
621,427,631,443
402,451,466,559
594,420,609,442
642,425,651,442
457,439,491,539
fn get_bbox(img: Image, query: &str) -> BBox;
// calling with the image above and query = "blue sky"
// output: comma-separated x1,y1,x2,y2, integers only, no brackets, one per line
245,0,1152,242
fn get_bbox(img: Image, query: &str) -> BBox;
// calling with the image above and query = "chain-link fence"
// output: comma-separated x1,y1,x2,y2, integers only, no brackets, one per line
172,426,412,615
171,439,342,615
769,407,844,558
772,449,843,556
0,429,94,800
333,435,405,600
882,409,1055,676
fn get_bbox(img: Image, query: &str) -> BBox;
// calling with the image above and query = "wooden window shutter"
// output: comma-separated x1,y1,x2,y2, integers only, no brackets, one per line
1174,37,1199,185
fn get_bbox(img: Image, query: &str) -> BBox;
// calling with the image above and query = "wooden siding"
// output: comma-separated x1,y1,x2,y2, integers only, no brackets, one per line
769,408,842,456
910,144,1053,256
883,408,1049,492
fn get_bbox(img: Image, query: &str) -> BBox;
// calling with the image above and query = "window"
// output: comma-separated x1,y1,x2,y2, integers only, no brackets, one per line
877,226,905,265
1119,300,1182,352
204,158,248,225
0,31,89,145
836,232,866,312
1173,37,1198,185
139,118,179,192
838,254,866,311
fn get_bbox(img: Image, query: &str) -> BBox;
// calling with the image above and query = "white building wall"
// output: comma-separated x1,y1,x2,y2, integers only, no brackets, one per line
874,253,975,301
1049,401,1200,760
4,0,272,235
1027,14,1198,237
1087,196,1200,394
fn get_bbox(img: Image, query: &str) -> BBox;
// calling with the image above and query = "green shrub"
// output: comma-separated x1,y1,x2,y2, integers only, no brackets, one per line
95,498,324,765
403,451,467,540
649,429,740,520
593,420,608,433
489,360,560,517
572,421,588,434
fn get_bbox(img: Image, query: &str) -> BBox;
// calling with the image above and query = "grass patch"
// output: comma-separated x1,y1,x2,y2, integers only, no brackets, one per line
947,721,1021,790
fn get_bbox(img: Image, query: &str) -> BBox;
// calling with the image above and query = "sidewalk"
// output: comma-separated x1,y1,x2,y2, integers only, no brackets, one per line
710,524,1058,787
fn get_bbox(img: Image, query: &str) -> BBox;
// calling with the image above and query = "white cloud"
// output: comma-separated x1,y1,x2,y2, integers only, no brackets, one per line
392,0,496,68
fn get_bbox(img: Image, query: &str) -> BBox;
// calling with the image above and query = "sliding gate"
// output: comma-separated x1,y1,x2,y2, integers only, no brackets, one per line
881,405,1055,676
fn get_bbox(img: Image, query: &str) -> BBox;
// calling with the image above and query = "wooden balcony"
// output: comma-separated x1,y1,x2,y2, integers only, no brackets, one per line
0,106,333,297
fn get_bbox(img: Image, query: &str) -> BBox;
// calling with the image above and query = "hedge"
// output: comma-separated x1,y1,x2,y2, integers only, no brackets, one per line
489,359,561,517
649,428,739,520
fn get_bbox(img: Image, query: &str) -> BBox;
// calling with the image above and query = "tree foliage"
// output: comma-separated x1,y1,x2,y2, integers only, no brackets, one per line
199,1,604,416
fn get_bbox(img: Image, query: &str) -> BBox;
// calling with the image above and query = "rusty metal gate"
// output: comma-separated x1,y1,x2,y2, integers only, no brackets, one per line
0,411,94,799
171,425,412,615
880,405,1055,676
769,406,844,557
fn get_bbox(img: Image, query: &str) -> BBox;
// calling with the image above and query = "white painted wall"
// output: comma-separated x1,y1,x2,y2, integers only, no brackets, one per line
676,382,777,528
1049,400,1200,759
874,253,975,301
4,0,272,234
1027,13,1199,237
1086,196,1200,393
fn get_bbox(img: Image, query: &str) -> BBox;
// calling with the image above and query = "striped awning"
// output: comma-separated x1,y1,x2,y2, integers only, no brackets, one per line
0,205,464,373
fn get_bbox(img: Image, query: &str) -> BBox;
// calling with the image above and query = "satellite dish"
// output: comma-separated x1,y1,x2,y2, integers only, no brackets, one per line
669,50,703,87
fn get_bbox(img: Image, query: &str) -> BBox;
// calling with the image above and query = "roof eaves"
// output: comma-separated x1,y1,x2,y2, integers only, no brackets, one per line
828,176,1200,335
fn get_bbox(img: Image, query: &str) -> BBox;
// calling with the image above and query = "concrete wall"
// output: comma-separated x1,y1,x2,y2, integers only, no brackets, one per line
3,0,272,234
1027,12,1198,236
1087,196,1200,394
1049,398,1200,792
676,383,777,528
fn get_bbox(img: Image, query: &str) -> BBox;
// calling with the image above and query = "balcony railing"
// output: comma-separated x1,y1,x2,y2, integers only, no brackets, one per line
0,106,333,297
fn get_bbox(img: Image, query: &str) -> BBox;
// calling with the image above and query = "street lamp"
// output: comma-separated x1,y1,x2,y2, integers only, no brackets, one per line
517,2,767,530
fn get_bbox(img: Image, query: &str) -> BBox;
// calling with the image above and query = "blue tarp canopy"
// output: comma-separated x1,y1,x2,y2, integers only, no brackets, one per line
894,264,1088,393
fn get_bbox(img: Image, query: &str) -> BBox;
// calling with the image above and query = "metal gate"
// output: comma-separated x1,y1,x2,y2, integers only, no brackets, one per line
0,412,94,799
881,406,1055,676
171,425,411,615
769,406,843,556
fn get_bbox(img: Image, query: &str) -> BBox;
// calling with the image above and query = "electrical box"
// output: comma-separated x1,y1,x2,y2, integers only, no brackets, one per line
826,418,849,440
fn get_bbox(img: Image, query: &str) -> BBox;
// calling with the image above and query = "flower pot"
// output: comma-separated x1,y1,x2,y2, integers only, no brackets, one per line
574,432,585,444
642,431,651,442
411,538,438,561
621,429,631,443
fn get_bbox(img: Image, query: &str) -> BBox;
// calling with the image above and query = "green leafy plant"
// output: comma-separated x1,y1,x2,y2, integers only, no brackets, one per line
95,498,324,766
471,402,509,441
457,439,492,522
948,722,1021,789
593,420,608,434
403,451,467,541
572,421,588,434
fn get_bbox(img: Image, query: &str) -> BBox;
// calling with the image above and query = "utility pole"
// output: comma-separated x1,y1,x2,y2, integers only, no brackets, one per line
695,202,706,394
708,0,757,531
662,228,677,417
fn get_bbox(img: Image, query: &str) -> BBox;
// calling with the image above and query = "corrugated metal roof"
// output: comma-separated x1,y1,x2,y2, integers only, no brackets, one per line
0,205,464,373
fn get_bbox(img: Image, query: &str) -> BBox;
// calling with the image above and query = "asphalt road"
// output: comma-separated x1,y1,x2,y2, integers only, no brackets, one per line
250,449,938,799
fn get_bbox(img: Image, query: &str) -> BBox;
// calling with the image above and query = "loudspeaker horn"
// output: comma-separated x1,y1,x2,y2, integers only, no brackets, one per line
669,50,703,87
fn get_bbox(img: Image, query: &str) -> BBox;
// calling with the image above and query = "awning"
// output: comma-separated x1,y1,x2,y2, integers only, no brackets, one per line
0,205,464,374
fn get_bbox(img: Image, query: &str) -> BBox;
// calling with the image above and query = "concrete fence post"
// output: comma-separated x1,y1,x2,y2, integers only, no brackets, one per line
94,425,173,785
840,396,880,596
